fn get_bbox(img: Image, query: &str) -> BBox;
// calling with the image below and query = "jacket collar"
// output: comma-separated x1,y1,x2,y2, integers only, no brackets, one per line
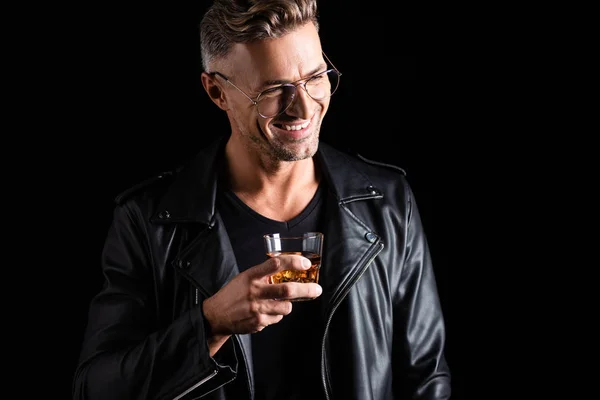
152,136,227,225
152,134,383,225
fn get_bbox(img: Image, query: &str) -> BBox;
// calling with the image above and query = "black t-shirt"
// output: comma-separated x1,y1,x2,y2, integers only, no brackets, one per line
217,184,326,400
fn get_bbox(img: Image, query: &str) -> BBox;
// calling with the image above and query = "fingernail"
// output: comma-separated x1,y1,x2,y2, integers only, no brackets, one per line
302,258,311,268
315,285,322,296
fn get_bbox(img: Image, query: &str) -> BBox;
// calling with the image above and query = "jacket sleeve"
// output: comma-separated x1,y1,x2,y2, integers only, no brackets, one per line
393,180,451,399
72,202,237,400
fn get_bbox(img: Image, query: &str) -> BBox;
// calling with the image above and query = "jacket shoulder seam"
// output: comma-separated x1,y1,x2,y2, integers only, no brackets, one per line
114,169,178,205
355,153,407,176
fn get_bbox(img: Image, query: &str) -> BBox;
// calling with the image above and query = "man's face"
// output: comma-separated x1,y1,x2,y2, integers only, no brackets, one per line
221,22,330,162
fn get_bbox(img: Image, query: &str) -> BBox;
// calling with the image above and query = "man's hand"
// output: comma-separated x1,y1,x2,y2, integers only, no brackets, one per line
202,254,322,354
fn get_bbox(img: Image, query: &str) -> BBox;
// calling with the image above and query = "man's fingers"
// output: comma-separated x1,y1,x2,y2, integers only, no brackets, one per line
262,299,293,316
255,314,285,332
260,282,323,301
248,255,311,279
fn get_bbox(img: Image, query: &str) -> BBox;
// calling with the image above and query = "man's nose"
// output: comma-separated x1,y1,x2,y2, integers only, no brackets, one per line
286,84,313,117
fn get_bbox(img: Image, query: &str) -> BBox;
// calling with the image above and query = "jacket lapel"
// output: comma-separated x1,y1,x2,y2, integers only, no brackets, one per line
175,215,240,297
316,144,386,309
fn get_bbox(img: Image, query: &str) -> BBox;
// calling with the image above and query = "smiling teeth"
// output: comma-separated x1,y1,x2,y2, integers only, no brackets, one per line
284,121,310,131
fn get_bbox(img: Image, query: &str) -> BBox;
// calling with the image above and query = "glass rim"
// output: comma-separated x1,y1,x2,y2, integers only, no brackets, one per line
263,232,324,240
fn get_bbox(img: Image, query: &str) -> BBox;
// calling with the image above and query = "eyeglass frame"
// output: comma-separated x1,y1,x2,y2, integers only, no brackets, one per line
209,52,342,118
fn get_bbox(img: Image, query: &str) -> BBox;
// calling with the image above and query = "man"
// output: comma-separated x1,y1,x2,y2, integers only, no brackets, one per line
72,1,451,399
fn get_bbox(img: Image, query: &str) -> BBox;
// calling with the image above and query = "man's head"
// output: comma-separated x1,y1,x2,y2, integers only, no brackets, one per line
199,0,340,163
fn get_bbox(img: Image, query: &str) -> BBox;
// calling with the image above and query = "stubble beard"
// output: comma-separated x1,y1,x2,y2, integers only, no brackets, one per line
239,116,322,163
271,122,321,162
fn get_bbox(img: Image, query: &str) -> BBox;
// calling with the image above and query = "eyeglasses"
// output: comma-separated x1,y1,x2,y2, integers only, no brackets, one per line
211,54,341,118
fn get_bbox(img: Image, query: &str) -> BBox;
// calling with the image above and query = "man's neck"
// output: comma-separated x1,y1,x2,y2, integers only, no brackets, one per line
224,137,320,222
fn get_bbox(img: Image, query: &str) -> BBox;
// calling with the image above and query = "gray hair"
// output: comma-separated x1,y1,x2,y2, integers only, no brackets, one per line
199,0,319,72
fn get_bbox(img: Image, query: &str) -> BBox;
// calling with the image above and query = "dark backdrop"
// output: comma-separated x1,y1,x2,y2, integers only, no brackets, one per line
63,1,465,398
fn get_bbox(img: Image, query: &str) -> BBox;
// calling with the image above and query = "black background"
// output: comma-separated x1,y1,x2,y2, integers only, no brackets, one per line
58,1,473,398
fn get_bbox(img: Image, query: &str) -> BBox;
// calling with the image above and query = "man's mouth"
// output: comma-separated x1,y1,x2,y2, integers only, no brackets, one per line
275,120,310,131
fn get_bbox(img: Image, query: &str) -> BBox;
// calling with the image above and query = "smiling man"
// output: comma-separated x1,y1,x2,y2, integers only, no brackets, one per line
73,1,451,399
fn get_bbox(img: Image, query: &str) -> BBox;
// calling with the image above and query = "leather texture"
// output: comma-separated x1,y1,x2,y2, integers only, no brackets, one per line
73,135,451,400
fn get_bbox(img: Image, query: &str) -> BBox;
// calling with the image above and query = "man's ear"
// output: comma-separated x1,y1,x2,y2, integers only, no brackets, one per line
201,72,228,111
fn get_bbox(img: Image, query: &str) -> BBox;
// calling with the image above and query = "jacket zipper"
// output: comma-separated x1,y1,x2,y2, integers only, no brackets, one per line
321,241,384,400
173,285,251,400
171,285,228,400
172,369,218,400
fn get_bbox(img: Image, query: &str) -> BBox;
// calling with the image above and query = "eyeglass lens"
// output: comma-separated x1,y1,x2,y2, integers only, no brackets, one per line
257,69,340,118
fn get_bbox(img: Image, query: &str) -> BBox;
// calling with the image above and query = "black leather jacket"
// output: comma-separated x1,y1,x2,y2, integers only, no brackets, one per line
73,136,451,400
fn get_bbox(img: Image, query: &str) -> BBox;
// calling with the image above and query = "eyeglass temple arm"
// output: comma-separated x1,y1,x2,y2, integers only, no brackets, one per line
322,51,341,75
211,71,258,104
